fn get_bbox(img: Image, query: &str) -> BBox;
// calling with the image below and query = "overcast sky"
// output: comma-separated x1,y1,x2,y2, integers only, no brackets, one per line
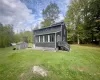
0,0,71,32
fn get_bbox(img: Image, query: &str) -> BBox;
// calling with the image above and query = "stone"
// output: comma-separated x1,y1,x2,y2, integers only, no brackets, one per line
32,66,48,77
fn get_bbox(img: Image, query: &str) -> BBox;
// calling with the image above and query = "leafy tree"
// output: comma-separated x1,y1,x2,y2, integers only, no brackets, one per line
65,0,100,44
83,0,100,44
0,24,14,47
14,31,33,43
41,3,60,28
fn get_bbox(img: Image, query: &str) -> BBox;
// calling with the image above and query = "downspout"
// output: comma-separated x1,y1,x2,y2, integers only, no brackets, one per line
33,31,35,48
61,25,63,41
55,33,57,51
34,35,36,48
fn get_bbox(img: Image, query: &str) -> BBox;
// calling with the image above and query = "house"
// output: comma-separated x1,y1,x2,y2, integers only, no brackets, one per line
33,21,70,51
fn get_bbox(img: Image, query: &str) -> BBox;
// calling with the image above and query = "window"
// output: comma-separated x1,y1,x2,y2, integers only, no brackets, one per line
50,34,55,42
45,35,48,42
36,34,55,43
40,35,43,42
36,36,39,42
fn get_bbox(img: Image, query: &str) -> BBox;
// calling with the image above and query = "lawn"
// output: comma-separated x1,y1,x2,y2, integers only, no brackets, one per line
0,45,100,80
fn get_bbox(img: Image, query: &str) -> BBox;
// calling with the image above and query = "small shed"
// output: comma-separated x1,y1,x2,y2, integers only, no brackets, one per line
16,42,28,50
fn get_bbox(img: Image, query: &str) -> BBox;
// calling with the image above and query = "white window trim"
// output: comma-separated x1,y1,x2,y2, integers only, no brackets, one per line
48,35,50,42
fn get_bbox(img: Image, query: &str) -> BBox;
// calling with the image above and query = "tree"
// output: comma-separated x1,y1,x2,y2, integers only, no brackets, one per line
41,3,60,28
65,0,86,44
83,0,100,44
0,24,15,47
65,0,100,44
14,31,33,43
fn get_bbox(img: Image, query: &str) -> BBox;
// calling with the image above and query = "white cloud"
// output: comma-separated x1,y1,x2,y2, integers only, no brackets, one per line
0,0,35,32
0,0,71,33
30,17,43,30
55,14,64,22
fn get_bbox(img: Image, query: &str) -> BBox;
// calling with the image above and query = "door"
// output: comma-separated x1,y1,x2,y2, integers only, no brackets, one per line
57,34,61,42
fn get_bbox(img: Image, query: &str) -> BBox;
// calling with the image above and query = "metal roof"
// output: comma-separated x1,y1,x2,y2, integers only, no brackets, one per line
33,21,65,32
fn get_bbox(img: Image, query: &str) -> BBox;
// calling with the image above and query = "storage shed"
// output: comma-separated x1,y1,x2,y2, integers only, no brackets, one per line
16,42,28,50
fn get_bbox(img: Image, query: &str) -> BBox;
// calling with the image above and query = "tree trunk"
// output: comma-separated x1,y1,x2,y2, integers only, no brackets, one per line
77,34,80,44
99,39,100,45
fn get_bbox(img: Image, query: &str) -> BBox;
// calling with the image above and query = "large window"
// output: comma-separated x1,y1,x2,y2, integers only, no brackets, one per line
45,35,48,42
50,34,55,42
36,34,55,43
36,36,39,42
40,35,43,42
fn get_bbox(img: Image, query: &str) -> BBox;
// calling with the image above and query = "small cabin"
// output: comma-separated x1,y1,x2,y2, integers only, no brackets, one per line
33,21,70,51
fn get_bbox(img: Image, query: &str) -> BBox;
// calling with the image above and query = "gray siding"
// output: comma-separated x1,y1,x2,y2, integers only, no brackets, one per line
35,42,55,48
62,24,67,42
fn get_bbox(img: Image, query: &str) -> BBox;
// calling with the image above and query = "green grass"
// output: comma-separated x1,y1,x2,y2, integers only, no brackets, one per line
0,45,100,80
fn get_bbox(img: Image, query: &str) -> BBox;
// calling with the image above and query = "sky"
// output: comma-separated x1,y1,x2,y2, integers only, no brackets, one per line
0,0,71,33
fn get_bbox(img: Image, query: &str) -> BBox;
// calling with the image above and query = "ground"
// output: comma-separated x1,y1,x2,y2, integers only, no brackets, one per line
0,45,100,80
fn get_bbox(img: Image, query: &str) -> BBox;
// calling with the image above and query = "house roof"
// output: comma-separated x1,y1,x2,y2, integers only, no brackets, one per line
33,21,65,32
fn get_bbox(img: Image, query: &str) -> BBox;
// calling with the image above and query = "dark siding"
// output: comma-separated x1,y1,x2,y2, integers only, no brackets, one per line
62,24,67,42
36,42,55,48
56,32,61,42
